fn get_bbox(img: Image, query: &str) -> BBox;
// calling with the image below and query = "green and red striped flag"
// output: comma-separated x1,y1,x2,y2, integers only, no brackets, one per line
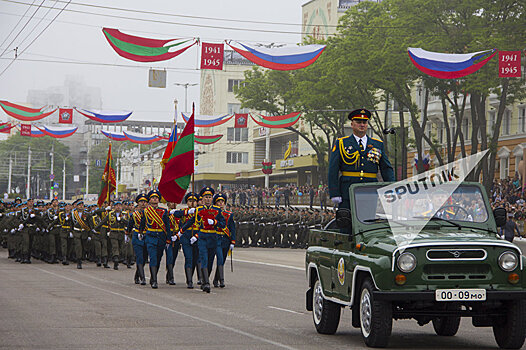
97,144,116,207
0,100,57,121
158,107,194,203
195,134,222,145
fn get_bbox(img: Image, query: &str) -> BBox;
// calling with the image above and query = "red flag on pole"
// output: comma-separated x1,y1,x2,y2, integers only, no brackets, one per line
158,106,195,203
234,113,248,128
20,124,31,136
59,108,73,124
97,143,116,207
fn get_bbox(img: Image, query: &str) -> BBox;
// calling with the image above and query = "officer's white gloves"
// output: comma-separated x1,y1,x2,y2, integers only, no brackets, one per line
207,219,215,225
170,209,177,215
54,215,58,220
230,244,235,251
18,224,24,230
69,232,73,238
188,208,195,215
107,231,110,237
10,229,15,233
117,216,121,221
30,213,35,218
124,235,129,243
138,234,143,240
87,237,92,242
190,236,197,245
331,197,342,205
36,228,40,232
176,231,182,239
106,206,111,211
171,235,177,242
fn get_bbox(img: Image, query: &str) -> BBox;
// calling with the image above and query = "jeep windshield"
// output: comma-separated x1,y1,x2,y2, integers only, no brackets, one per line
354,184,489,224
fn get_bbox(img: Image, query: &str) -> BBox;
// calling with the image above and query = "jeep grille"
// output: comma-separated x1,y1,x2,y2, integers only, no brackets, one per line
426,249,487,261
423,263,490,281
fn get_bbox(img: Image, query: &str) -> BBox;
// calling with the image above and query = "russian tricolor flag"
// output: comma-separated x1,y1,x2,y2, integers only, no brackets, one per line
408,48,497,79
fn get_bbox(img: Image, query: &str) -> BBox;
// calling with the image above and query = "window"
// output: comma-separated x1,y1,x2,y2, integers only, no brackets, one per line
226,152,248,164
228,79,243,92
519,107,526,133
462,118,469,137
488,111,496,133
500,157,509,179
227,103,249,114
436,121,443,143
502,110,511,135
227,127,248,142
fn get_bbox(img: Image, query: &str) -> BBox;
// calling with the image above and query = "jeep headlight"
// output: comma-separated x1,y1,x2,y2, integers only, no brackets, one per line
397,252,416,273
498,251,518,272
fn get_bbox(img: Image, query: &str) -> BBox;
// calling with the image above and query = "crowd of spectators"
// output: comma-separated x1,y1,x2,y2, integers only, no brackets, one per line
490,175,526,241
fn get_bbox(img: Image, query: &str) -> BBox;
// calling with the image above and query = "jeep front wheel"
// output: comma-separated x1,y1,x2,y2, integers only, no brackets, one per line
492,300,526,349
312,279,340,334
359,278,392,348
432,303,461,336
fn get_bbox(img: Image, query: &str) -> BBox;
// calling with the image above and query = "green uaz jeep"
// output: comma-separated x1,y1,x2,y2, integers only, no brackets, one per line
305,182,526,348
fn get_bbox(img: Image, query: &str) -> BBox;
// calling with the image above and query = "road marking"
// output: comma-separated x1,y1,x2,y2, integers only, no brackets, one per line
268,306,304,315
233,258,304,271
37,267,298,350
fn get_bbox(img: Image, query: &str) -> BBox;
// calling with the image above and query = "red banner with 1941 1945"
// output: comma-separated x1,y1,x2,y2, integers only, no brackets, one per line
499,51,521,78
200,43,224,70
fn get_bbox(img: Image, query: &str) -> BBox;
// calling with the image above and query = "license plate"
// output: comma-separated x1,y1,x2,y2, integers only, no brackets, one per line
435,289,486,301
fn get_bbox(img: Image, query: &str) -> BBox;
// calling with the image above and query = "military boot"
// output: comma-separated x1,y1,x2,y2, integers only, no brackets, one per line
201,267,210,293
213,268,219,288
196,263,203,285
134,268,140,284
77,260,82,269
185,267,194,289
218,265,225,288
150,266,158,289
49,254,58,264
103,256,110,268
166,264,175,285
126,257,132,269
113,256,119,270
96,257,102,267
137,264,146,285
62,255,69,265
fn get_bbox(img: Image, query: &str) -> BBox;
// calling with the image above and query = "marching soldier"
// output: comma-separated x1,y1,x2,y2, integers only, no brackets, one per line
138,190,171,289
165,201,181,285
45,199,61,264
328,108,395,209
97,201,128,270
59,202,73,265
127,194,148,285
19,199,42,264
71,200,93,269
211,193,235,288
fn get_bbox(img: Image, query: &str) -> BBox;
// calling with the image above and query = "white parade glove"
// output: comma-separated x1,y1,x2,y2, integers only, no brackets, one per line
10,229,15,233
54,215,58,220
18,224,24,230
331,197,342,205
117,216,121,221
170,209,177,215
176,231,182,239
106,206,111,211
124,235,129,243
230,244,235,251
87,236,91,242
188,208,195,214
165,243,170,250
30,213,35,218
207,218,215,225
190,236,197,245
107,231,110,237
36,228,40,232
69,232,73,238
171,235,177,242
138,233,143,240
0,213,2,217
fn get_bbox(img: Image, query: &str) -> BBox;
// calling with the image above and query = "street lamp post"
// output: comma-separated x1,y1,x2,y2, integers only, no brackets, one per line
173,82,198,113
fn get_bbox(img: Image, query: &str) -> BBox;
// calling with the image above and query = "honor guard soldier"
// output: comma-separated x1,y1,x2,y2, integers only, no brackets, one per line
45,199,61,264
328,108,395,209
19,199,42,264
97,201,129,270
180,187,226,293
71,200,93,269
212,193,235,288
138,190,171,289
58,203,73,265
127,193,148,285
165,201,181,285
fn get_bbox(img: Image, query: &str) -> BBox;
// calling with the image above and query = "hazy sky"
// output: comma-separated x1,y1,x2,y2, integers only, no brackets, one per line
0,0,306,122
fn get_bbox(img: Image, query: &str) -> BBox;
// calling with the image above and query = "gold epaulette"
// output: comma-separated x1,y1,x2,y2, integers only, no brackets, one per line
371,137,383,143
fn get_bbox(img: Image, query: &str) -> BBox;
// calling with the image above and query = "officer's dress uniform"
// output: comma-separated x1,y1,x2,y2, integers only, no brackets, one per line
45,207,61,263
19,205,42,263
97,208,129,270
212,194,235,288
328,109,395,210
138,191,171,289
90,210,103,266
71,206,93,269
58,209,73,264
127,196,147,285
164,212,180,285
93,207,110,267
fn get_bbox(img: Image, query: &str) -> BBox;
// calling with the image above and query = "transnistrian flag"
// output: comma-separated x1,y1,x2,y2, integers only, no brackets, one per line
159,107,195,203
98,144,117,207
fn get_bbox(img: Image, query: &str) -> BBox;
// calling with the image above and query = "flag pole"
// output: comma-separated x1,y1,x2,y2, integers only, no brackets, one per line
191,103,195,193
107,142,111,204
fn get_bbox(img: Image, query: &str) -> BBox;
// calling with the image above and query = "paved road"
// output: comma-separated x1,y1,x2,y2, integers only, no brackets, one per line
0,247,521,349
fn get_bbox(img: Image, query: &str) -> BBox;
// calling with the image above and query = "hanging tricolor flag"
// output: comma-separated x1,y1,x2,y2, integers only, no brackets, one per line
160,121,177,170
234,113,248,128
101,130,127,141
0,100,57,121
182,113,234,127
37,125,78,138
0,122,15,133
226,41,325,70
98,144,117,207
102,28,197,63
408,48,497,79
123,131,163,144
20,124,45,137
58,108,73,124
250,112,302,128
195,134,223,145
75,108,132,123
159,105,195,203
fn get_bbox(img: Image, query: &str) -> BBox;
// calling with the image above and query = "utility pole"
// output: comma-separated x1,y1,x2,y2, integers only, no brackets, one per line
265,128,270,188
49,143,54,199
173,82,198,114
8,155,12,194
62,158,66,201
26,147,31,199
85,139,90,200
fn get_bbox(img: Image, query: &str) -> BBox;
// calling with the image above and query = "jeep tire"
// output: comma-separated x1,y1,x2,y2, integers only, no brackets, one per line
492,300,526,349
432,303,461,336
312,279,340,334
359,278,392,348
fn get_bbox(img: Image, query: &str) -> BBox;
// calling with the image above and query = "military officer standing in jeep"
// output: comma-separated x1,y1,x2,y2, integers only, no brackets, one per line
328,108,395,209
